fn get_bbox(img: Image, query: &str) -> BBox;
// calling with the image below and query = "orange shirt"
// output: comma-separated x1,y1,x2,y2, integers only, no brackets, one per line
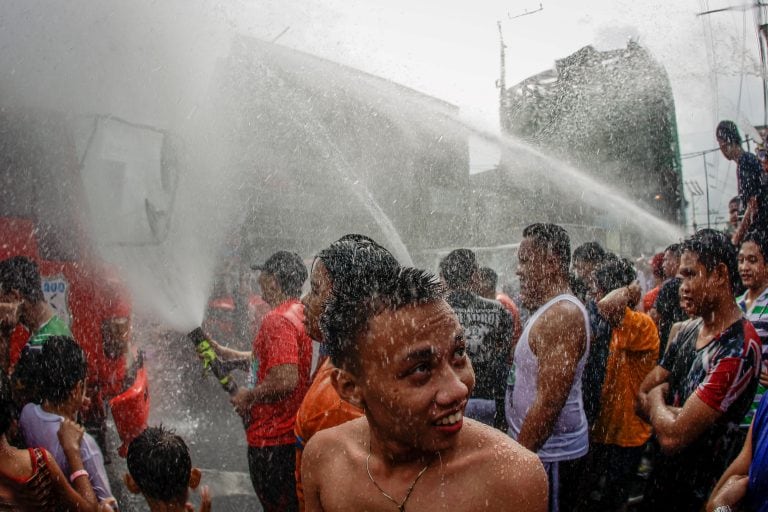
295,358,363,510
591,308,659,447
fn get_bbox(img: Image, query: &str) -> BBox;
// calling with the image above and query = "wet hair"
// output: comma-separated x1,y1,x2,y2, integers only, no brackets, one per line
477,267,498,290
322,267,444,373
37,336,87,405
742,230,768,263
594,257,637,295
316,234,400,301
572,242,607,264
664,243,682,257
522,223,571,275
0,373,15,436
681,229,739,293
439,249,478,289
716,120,741,145
0,256,44,303
127,425,191,503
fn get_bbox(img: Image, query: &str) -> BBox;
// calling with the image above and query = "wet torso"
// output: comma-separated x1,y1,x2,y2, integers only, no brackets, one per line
306,417,544,511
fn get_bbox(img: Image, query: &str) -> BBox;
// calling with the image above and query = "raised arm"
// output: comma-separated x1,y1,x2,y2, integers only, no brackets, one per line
516,302,587,452
53,419,100,511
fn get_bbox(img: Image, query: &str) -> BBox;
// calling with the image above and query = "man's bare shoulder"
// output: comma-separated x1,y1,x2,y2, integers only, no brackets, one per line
459,419,541,469
455,420,548,509
305,416,367,457
536,299,584,326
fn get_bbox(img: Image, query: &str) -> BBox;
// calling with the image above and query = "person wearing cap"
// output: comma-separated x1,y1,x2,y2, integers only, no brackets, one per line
209,250,312,512
716,120,768,244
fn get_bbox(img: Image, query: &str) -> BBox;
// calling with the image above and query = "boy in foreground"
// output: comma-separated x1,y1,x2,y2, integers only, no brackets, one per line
125,426,211,512
302,267,547,511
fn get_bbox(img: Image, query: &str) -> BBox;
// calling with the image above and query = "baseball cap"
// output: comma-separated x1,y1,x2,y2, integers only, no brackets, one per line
252,251,308,292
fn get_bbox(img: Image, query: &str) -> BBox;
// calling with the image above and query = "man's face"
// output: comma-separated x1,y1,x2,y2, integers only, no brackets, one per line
729,201,740,227
718,137,738,161
355,299,474,453
679,250,720,316
662,250,680,279
517,237,556,310
102,317,131,359
0,288,22,331
302,260,332,341
739,241,768,292
257,272,279,306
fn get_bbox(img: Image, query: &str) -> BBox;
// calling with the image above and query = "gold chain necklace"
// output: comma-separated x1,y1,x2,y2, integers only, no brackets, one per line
365,450,432,512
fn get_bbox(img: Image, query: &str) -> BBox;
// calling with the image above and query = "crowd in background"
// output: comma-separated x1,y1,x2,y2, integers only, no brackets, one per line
0,119,767,511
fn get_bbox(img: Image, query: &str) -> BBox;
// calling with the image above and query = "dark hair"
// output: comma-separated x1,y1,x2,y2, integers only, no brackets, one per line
477,267,498,289
729,196,741,207
573,242,606,264
37,336,87,405
716,120,741,145
316,234,400,300
594,257,637,295
127,425,191,502
742,230,768,262
322,267,444,373
0,373,14,436
664,243,682,257
0,256,44,303
439,249,478,289
522,223,571,275
681,229,739,293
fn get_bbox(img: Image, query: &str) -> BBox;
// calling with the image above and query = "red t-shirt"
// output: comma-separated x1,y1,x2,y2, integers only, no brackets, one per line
246,299,313,447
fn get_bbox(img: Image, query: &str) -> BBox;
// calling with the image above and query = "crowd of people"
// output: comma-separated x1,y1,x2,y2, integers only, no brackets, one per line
0,119,767,511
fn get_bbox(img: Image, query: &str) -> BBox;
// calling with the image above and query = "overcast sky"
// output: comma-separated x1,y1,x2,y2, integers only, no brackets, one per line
1,0,762,230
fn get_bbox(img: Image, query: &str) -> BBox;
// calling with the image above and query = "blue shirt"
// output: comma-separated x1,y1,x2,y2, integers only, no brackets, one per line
747,393,768,511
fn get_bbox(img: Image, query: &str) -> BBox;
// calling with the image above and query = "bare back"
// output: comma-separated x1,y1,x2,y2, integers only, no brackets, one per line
302,417,547,512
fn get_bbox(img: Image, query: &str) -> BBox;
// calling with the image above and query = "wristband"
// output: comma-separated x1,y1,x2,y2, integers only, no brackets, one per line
69,469,89,484
713,506,732,512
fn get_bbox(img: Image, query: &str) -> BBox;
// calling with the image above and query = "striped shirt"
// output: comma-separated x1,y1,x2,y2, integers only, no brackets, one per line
737,288,768,427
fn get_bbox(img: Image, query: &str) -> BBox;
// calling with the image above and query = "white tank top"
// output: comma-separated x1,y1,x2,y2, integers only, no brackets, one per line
506,293,591,462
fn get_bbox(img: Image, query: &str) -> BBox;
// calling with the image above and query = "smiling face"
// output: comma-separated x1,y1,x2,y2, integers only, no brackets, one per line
350,299,474,454
302,260,333,341
739,241,768,292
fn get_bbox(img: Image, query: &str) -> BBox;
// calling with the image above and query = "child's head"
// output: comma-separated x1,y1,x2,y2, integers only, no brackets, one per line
125,425,201,507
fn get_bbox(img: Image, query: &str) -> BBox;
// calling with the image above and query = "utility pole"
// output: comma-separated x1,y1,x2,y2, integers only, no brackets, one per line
685,180,704,232
701,154,712,228
496,3,544,130
698,1,768,125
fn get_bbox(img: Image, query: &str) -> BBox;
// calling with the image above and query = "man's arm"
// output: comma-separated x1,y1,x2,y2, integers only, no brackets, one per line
208,338,251,362
706,421,753,512
636,365,670,420
733,196,758,246
648,385,722,454
597,282,642,326
302,434,326,512
516,302,587,452
230,363,298,416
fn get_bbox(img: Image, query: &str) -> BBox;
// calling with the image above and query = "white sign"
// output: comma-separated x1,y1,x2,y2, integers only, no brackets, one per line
42,275,71,327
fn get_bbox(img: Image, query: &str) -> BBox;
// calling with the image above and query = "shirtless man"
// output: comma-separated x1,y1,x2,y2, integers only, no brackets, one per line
301,267,547,512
